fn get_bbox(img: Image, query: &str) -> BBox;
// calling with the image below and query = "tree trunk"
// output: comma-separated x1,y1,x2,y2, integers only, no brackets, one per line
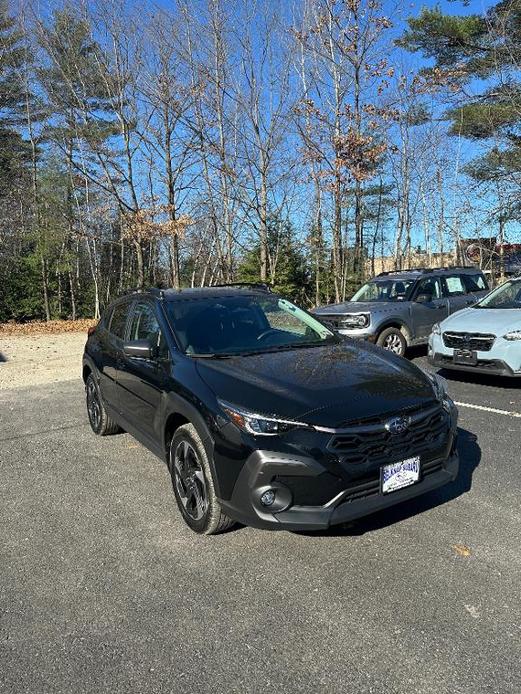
332,174,343,303
134,239,145,288
259,168,268,282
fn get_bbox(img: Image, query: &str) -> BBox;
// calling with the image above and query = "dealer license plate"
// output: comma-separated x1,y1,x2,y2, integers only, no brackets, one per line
454,348,477,366
381,456,420,494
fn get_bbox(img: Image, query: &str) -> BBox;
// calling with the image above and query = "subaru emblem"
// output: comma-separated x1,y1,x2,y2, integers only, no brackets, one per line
385,415,410,435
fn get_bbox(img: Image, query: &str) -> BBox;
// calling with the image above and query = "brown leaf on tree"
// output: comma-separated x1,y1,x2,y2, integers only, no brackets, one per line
122,206,192,242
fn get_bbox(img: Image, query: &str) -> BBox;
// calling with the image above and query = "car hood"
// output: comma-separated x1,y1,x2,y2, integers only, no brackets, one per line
195,341,435,428
314,301,404,315
441,307,521,335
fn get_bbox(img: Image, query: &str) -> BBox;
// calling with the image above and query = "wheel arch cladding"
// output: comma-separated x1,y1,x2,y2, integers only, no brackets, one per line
82,364,92,383
162,402,222,496
378,321,411,343
164,412,190,458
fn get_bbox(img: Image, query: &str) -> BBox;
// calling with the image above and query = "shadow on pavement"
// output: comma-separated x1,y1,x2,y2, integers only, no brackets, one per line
406,342,520,390
406,344,428,360
0,352,7,363
305,427,481,538
437,367,521,390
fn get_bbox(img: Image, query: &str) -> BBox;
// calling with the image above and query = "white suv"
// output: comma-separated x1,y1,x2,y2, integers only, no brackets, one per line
429,277,521,378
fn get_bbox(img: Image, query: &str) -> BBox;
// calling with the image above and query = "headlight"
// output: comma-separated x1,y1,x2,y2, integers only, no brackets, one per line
340,313,370,329
503,330,521,341
218,401,310,436
431,323,441,336
424,371,452,411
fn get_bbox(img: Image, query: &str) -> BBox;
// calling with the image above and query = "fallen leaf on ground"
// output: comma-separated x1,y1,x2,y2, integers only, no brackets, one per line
452,543,472,557
0,319,97,336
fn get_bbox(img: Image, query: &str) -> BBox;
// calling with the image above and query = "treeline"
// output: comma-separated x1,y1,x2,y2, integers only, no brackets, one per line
0,0,520,321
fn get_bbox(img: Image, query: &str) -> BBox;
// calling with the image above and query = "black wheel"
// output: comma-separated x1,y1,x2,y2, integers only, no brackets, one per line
85,373,121,436
169,424,235,535
377,327,407,357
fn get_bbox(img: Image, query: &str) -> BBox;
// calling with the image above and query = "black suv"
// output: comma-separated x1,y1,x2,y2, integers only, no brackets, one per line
83,285,459,534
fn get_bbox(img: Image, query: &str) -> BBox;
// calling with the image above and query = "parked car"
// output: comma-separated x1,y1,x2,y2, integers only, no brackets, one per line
429,276,521,378
83,284,459,535
313,267,489,357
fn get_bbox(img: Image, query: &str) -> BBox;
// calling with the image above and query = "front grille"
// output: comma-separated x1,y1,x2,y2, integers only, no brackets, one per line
338,458,445,504
317,314,343,329
277,458,446,507
328,404,449,466
443,331,495,351
275,472,345,506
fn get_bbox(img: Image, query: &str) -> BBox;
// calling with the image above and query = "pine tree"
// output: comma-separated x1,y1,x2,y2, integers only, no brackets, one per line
399,3,521,191
0,0,31,195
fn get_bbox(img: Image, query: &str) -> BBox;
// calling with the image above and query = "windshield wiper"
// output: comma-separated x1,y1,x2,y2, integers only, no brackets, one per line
188,352,231,359
239,341,334,356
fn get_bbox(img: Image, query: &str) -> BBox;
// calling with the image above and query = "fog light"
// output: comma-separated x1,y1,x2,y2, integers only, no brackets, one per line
260,489,276,507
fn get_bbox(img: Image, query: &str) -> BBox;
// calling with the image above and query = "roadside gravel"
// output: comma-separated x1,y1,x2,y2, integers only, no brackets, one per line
0,333,85,390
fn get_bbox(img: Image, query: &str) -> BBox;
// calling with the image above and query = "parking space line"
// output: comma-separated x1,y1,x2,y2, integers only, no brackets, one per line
454,401,521,419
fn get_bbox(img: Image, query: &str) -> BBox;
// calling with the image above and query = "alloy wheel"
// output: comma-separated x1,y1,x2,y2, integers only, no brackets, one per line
86,379,101,430
173,440,208,521
383,333,404,355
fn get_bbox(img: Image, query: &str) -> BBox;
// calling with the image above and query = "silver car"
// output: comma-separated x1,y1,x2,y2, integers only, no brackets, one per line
314,267,489,357
429,276,521,378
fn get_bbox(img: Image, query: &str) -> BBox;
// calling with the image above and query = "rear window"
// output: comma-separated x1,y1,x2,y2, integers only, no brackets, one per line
463,274,488,292
109,302,131,339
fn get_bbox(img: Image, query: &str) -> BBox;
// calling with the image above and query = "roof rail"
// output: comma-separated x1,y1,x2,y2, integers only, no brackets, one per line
210,282,272,292
377,268,432,276
119,287,165,298
377,265,478,277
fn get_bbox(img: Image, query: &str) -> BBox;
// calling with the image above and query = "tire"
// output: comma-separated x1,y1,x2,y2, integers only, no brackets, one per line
169,423,235,535
85,373,121,436
376,326,407,357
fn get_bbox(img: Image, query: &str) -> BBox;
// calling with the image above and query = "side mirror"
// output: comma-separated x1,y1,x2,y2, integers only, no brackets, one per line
123,339,155,359
415,293,433,304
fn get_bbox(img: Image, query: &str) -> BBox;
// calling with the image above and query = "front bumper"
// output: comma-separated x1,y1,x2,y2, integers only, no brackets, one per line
429,353,521,378
428,334,521,378
220,443,459,531
337,327,377,342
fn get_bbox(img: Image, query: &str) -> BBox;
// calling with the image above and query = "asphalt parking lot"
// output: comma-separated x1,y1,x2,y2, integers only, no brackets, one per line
1,347,520,694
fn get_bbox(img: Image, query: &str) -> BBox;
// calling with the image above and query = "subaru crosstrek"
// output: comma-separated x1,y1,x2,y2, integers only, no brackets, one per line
429,276,521,377
83,284,459,534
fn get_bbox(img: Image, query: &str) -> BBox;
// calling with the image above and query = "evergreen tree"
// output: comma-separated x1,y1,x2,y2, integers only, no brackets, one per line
398,2,521,188
236,218,312,305
0,0,32,195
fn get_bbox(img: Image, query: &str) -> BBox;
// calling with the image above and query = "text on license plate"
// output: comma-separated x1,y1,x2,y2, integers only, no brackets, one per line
381,456,420,494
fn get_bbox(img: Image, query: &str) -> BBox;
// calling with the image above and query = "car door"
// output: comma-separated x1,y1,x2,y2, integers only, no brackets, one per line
100,300,132,411
410,277,448,340
442,274,477,314
117,300,170,442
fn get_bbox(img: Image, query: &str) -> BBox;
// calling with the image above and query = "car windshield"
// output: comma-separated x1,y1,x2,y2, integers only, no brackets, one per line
165,294,336,356
351,279,415,302
475,279,521,309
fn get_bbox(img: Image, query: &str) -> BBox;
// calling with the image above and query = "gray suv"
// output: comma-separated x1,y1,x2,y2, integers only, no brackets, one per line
314,267,489,356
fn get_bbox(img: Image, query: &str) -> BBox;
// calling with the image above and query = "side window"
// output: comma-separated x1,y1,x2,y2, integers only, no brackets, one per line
415,277,441,299
109,302,131,340
128,301,168,357
443,275,466,297
463,274,487,292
